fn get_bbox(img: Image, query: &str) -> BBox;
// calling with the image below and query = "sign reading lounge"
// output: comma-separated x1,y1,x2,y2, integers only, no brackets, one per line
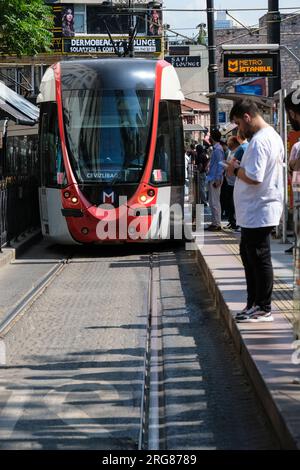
63,37,162,54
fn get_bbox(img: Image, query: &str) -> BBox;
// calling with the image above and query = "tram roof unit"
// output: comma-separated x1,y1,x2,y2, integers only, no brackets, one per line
0,81,39,125
59,58,158,91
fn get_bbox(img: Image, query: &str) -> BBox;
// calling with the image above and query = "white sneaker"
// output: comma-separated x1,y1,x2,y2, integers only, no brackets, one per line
235,305,257,321
236,307,273,323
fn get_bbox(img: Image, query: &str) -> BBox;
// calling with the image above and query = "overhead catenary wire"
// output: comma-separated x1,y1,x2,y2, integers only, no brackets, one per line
216,9,300,47
106,8,300,13
163,8,300,46
86,6,300,50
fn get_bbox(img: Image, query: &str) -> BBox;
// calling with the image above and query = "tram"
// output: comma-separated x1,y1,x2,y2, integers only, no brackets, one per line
37,59,185,244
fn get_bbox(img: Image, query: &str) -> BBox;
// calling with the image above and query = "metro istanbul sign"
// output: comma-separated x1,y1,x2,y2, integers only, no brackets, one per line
224,53,279,78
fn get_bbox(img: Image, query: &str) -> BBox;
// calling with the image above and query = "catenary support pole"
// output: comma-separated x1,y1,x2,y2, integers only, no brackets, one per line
267,0,281,96
206,0,218,129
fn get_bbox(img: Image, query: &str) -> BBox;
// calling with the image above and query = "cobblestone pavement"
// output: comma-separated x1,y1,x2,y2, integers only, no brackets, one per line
0,244,279,449
0,240,67,323
159,250,279,450
0,245,150,450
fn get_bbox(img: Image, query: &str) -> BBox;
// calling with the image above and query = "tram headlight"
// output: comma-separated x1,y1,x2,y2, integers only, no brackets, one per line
71,196,78,204
138,190,155,205
139,194,147,203
64,191,70,199
81,227,89,235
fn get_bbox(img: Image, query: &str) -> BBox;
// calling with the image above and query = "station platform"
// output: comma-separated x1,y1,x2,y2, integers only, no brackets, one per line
193,222,300,449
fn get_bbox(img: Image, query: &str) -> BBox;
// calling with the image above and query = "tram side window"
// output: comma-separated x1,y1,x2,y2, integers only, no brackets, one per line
151,101,171,185
40,103,66,187
151,101,184,186
168,101,185,186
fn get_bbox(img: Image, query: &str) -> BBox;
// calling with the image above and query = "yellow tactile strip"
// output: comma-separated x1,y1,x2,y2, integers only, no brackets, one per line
216,230,295,325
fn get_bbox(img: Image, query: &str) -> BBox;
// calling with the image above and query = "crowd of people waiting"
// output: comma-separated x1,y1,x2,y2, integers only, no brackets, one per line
185,96,300,323
185,127,249,232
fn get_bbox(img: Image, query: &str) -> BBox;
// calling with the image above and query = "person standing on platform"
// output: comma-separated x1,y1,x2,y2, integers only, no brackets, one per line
195,143,209,205
205,130,225,231
284,91,300,133
225,135,240,230
234,131,249,162
220,138,230,220
284,91,300,254
227,99,284,322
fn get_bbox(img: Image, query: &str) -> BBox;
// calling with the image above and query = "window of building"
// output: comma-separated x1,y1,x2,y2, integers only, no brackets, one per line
87,6,146,35
74,4,86,33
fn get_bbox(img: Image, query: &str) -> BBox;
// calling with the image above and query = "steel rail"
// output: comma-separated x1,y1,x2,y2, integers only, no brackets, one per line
0,258,70,339
138,253,165,450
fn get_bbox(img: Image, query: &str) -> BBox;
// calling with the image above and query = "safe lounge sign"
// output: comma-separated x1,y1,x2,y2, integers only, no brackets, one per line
224,54,279,78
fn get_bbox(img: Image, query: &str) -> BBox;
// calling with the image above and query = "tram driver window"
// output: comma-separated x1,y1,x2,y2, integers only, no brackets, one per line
151,102,171,185
152,134,171,183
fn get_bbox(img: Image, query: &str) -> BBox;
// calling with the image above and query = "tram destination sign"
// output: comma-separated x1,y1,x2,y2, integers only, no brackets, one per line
224,53,279,78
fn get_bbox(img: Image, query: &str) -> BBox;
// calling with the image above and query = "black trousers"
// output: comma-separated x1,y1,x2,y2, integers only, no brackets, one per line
226,185,236,227
220,177,228,217
239,227,274,312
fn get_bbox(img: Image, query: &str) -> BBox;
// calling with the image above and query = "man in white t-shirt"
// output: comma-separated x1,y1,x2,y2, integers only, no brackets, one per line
289,140,300,166
226,99,284,322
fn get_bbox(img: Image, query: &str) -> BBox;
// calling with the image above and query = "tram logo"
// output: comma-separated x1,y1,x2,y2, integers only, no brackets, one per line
103,191,115,204
228,60,239,73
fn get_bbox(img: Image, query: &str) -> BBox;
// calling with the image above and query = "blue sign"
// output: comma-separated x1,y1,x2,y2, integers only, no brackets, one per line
218,112,226,123
235,84,263,96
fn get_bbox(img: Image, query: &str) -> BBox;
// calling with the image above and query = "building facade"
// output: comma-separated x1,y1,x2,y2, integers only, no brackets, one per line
0,1,164,97
164,43,210,142
216,12,300,95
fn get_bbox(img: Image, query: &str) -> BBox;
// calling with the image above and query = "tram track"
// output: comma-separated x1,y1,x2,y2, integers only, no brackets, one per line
0,246,167,448
0,253,71,341
138,253,163,450
0,245,280,450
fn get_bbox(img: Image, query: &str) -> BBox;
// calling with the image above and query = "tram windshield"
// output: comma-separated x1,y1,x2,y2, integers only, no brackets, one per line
62,89,153,184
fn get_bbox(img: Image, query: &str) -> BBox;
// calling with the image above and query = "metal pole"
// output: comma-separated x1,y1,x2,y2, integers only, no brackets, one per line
274,90,288,243
280,89,288,244
267,0,281,96
206,0,218,129
128,0,134,57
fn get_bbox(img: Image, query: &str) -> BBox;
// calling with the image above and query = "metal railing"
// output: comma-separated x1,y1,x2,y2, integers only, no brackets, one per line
0,176,40,251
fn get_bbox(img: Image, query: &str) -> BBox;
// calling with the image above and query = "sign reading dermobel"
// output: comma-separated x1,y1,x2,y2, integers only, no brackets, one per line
224,53,279,78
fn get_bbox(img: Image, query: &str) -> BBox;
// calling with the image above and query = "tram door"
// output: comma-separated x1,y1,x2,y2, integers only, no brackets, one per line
39,104,73,243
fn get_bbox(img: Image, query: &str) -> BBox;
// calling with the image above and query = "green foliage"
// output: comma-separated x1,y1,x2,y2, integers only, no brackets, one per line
0,0,54,56
196,24,207,46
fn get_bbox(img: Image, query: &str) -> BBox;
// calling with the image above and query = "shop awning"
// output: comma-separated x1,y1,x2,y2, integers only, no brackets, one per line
208,92,273,109
184,124,207,132
0,82,39,125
